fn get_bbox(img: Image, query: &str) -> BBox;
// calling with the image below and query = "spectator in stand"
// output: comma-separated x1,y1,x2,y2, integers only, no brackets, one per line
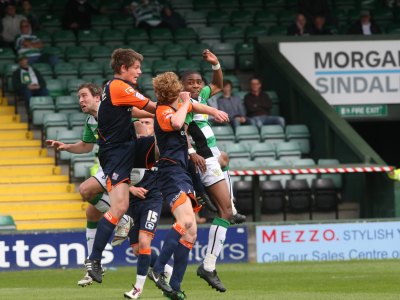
311,15,333,35
62,0,98,31
1,3,26,46
12,54,48,112
160,4,185,30
217,80,250,131
129,0,162,30
20,0,39,31
347,10,382,35
298,0,332,25
14,19,43,64
244,77,285,130
287,13,312,36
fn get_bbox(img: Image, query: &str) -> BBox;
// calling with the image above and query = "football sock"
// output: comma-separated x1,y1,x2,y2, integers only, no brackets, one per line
222,168,237,215
153,223,184,273
135,275,147,291
89,212,118,261
204,217,230,272
86,221,97,257
169,239,193,291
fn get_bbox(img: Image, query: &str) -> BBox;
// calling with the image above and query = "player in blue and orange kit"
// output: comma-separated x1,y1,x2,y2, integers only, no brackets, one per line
85,48,156,283
147,72,228,300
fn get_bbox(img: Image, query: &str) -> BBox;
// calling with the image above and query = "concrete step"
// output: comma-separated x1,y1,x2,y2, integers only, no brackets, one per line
0,165,61,176
0,183,76,194
0,174,69,184
0,140,41,148
0,147,47,158
0,157,54,166
12,210,86,221
0,130,33,140
0,192,81,202
0,106,15,114
0,201,88,213
0,123,28,130
0,114,20,123
16,218,86,231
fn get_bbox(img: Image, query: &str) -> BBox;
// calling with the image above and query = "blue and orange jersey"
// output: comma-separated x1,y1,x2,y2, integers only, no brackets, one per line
97,78,150,145
154,103,192,169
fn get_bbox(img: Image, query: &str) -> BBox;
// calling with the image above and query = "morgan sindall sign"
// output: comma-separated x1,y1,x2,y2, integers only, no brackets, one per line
279,41,400,106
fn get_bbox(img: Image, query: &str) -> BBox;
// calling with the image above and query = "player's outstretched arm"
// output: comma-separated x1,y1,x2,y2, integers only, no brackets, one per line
203,49,223,96
171,92,191,130
192,102,229,123
132,106,154,118
45,140,94,153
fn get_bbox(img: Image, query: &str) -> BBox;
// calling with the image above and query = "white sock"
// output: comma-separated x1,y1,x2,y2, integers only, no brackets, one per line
164,264,173,283
86,228,96,257
223,170,237,215
204,218,229,272
135,275,147,290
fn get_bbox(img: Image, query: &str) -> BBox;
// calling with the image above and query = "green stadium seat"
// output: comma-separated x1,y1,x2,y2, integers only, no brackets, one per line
207,11,230,29
236,42,254,70
54,62,79,80
198,27,221,46
52,30,76,48
32,63,53,77
268,25,287,36
163,43,187,62
125,28,149,45
255,10,277,26
35,29,52,45
40,14,62,33
174,28,198,43
221,26,245,44
71,155,94,179
293,158,317,186
77,30,101,47
177,59,201,74
241,0,264,12
57,129,82,161
317,159,343,189
150,28,173,45
261,125,285,145
218,0,240,12
67,78,86,93
51,0,69,12
235,125,260,143
227,143,251,160
187,43,209,59
276,141,301,164
286,124,311,154
193,0,216,11
223,74,240,90
184,11,207,30
264,0,286,10
65,46,90,63
30,96,55,126
245,25,268,41
231,10,253,28
42,46,63,58
143,89,157,102
101,29,125,48
278,10,296,26
43,112,69,140
0,215,16,230
101,0,122,14
0,47,15,63
140,60,152,75
251,142,276,162
210,43,236,70
152,59,176,75
137,75,153,91
2,63,18,92
385,23,400,34
91,15,112,31
267,159,293,186
69,112,86,132
212,125,235,141
331,8,348,26
170,0,194,10
138,44,163,63
55,95,80,114
111,14,134,29
90,45,112,62
79,62,103,77
46,78,65,97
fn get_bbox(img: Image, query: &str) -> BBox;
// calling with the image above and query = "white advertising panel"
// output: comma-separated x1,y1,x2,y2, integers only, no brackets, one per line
279,41,400,105
256,222,400,263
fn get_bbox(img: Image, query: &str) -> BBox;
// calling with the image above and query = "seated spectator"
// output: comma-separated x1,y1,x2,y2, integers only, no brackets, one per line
347,10,381,35
160,4,185,30
244,77,285,130
287,13,312,36
217,80,250,131
129,0,162,30
311,15,333,35
14,20,43,64
20,0,39,31
12,54,48,112
62,0,98,31
1,3,26,46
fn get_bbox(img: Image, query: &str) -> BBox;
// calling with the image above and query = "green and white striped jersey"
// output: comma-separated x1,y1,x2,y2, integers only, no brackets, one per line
82,115,98,143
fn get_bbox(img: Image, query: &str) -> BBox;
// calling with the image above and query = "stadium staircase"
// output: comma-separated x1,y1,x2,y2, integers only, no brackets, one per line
0,97,86,231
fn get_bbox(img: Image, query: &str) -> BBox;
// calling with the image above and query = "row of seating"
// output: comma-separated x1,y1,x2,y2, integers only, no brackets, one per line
234,177,341,219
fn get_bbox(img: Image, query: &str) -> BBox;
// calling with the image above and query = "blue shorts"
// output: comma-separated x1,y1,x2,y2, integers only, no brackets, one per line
134,136,155,169
98,140,135,191
155,165,200,213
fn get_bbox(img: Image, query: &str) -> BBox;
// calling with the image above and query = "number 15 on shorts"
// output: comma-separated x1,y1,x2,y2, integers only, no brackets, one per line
145,210,158,230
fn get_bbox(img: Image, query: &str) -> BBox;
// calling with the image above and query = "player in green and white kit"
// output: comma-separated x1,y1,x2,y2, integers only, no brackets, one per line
46,83,145,286
183,50,245,293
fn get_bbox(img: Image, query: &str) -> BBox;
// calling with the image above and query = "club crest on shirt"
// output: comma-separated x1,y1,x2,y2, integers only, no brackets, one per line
112,172,119,180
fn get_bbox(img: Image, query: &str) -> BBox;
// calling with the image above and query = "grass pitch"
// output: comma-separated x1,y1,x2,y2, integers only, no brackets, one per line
1,260,400,300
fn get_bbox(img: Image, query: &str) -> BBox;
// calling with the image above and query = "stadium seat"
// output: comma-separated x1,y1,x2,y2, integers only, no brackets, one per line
231,10,253,28
221,26,245,44
193,0,216,11
212,125,235,141
138,44,163,64
101,29,125,48
276,141,301,164
90,45,112,62
110,14,134,30
57,130,81,161
52,30,76,48
184,11,207,30
125,28,149,45
227,143,251,160
251,142,276,162
152,60,176,75
70,153,96,179
163,43,187,62
42,46,63,58
66,78,86,94
177,59,201,74
268,25,287,36
286,124,311,154
385,23,400,34
261,125,285,145
245,25,269,41
233,181,253,214
311,178,340,219
0,47,15,64
198,27,221,46
43,113,69,140
143,89,157,102
69,112,86,132
140,60,152,75
260,180,286,219
235,125,260,143
218,0,240,12
40,14,62,33
223,74,240,90
46,78,65,97
285,179,312,219
207,11,230,29
187,43,209,59
32,63,53,77
174,28,198,44
30,96,55,126
150,28,174,45
35,29,52,45
54,62,79,80
55,96,80,115
137,75,153,91
216,140,236,152
278,10,296,26
241,0,264,12
77,30,101,47
255,10,277,26
267,159,292,186
292,158,317,186
236,42,255,70
65,46,90,63
317,158,343,189
79,62,103,77
264,0,286,10
210,42,236,70
91,15,112,31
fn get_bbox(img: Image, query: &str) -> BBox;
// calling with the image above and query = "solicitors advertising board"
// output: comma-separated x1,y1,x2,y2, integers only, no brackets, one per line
279,41,400,113
256,221,400,263
0,227,247,271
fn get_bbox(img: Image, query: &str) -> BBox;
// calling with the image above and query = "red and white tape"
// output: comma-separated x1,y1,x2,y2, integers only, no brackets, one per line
229,166,394,176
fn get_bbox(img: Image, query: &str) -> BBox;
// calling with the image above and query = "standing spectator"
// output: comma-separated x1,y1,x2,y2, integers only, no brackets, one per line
20,0,39,31
12,54,48,112
244,77,285,130
160,4,185,30
217,80,250,131
311,15,333,35
62,0,98,31
1,3,26,46
14,19,43,64
347,10,382,35
287,13,312,36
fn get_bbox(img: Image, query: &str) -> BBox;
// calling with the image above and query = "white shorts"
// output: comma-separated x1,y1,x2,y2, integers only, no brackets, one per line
92,165,107,192
200,156,225,187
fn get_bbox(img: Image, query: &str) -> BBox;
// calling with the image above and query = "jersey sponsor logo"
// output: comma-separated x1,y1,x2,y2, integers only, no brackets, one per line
170,191,184,208
124,87,135,95
135,92,145,100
